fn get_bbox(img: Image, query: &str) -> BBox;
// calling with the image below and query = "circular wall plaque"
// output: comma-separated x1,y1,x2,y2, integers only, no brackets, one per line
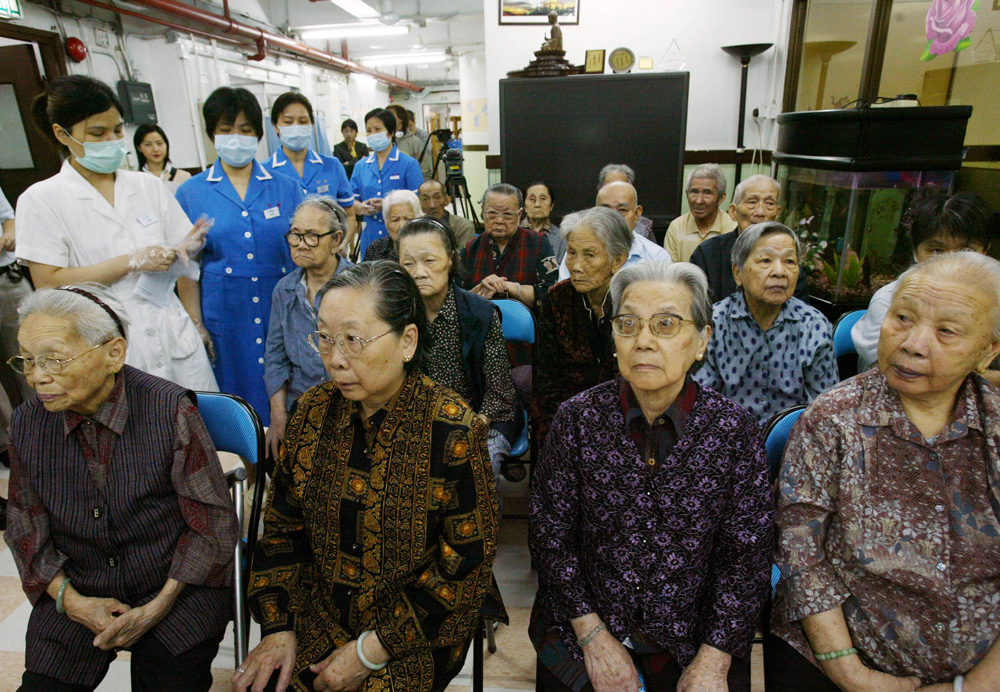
609,47,636,73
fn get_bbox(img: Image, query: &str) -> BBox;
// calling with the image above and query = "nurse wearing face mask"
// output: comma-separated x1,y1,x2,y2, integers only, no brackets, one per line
347,108,423,259
175,87,304,424
263,92,355,234
15,75,217,391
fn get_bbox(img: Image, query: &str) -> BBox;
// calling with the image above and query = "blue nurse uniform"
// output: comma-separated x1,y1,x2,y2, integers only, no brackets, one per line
176,159,305,425
263,148,355,209
349,145,422,257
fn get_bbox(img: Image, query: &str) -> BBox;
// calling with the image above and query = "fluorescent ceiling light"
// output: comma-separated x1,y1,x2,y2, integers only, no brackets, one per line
300,24,409,40
329,0,380,19
361,51,447,67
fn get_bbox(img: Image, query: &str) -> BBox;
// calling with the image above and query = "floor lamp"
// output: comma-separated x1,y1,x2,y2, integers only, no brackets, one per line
721,42,773,187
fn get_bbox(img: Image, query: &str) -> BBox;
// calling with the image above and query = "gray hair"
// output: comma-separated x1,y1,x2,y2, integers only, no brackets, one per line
731,221,802,269
296,195,348,234
18,283,130,345
610,261,713,336
480,183,523,210
897,251,1000,342
686,163,728,198
562,206,633,261
381,189,421,224
732,174,780,205
598,163,636,189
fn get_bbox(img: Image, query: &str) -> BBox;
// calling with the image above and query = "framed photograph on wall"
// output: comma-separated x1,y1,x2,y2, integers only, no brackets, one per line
500,0,579,25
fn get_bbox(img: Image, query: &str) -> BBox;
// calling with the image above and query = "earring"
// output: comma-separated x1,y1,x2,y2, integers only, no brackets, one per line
403,355,410,362
613,351,618,357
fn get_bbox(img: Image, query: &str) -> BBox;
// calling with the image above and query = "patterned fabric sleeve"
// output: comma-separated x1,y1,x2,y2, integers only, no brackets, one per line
478,313,516,424
773,406,852,623
533,235,558,299
168,398,240,587
699,410,774,658
3,442,68,605
804,317,839,401
528,401,594,623
373,418,499,659
533,292,577,444
247,401,317,636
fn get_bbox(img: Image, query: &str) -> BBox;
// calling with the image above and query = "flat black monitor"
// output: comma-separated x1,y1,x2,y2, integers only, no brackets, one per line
499,72,689,232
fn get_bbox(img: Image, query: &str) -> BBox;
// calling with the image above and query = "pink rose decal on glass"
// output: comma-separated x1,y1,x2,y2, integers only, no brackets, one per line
922,0,979,62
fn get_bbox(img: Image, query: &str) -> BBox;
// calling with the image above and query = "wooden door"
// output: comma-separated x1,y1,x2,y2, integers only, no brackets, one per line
0,44,63,206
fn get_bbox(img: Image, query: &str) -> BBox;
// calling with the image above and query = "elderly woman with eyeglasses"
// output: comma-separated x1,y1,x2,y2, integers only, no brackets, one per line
263,196,353,459
529,261,773,692
4,284,239,692
238,261,505,692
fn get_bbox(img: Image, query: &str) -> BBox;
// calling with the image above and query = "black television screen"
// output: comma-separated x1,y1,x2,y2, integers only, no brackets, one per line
499,72,689,231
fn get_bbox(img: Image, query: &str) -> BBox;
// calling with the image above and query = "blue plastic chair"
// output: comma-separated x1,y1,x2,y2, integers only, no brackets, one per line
194,391,266,667
492,299,534,458
761,404,807,596
832,309,866,359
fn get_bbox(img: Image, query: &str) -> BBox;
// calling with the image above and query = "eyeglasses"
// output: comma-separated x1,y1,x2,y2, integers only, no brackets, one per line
285,230,335,248
8,342,106,375
307,329,393,358
483,209,522,223
611,313,692,339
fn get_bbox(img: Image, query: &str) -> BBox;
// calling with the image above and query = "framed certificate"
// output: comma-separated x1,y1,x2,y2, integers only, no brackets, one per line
584,49,606,74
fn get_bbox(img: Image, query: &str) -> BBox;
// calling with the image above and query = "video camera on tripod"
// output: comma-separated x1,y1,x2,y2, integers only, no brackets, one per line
425,129,480,231
430,129,464,182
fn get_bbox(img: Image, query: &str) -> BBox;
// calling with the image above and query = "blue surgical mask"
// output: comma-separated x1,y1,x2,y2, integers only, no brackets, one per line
279,124,313,152
215,134,259,168
367,132,391,153
64,131,127,174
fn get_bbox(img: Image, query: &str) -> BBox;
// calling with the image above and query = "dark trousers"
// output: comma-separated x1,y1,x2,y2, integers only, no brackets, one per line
762,632,840,692
18,631,224,692
535,654,751,692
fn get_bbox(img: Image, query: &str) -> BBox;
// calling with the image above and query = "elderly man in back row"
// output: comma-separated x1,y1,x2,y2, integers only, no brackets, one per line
418,179,477,247
695,221,838,426
691,175,809,302
557,181,671,281
664,164,737,263
597,163,656,241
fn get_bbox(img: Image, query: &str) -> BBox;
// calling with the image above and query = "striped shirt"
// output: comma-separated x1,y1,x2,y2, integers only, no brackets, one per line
4,367,239,685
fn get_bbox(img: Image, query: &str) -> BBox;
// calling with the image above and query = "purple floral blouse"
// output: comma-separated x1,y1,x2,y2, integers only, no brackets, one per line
529,379,774,671
774,368,1000,684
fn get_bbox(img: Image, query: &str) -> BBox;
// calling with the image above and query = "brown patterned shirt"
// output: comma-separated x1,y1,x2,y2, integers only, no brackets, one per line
773,368,1000,684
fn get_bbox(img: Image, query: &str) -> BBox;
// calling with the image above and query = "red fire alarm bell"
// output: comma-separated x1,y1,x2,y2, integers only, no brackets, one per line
66,37,88,63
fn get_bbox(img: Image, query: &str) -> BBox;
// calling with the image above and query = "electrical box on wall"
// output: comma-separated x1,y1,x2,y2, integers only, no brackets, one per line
117,81,158,125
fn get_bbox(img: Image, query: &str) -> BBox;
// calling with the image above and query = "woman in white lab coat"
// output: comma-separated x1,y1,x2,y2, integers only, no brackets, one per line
15,75,216,391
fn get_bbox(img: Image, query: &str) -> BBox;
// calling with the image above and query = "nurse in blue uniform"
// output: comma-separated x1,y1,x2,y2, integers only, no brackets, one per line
176,87,304,425
263,92,355,215
348,107,423,259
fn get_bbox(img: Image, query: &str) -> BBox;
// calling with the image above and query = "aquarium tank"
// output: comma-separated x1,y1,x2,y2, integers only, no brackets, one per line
773,105,972,310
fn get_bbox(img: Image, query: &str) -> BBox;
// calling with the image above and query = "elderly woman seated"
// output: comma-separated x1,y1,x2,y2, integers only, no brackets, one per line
264,196,353,459
769,251,1000,692
852,191,996,378
4,285,239,692
397,218,518,498
236,261,504,692
362,189,419,262
530,261,773,692
533,207,632,447
695,221,838,426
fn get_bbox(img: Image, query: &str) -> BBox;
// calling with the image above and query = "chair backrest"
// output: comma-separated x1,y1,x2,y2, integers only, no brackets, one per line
493,299,535,344
762,404,807,481
832,310,866,359
194,392,265,468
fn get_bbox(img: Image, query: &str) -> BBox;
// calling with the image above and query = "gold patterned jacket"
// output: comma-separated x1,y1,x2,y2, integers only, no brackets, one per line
248,372,505,691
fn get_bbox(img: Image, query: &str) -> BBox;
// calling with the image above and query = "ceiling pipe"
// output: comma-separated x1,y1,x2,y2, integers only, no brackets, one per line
72,0,252,51
75,0,423,91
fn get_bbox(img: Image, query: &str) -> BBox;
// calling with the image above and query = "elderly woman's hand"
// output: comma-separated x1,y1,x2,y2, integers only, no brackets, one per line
822,655,921,692
581,629,641,692
62,588,130,636
92,600,169,650
233,631,297,692
472,274,509,299
309,640,374,692
677,645,730,692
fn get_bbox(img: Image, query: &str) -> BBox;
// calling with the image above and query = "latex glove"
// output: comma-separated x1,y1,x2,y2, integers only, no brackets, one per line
128,246,177,272
175,217,212,263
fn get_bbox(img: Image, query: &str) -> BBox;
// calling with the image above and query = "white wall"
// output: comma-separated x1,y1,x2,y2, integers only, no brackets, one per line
10,1,389,170
481,0,793,154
